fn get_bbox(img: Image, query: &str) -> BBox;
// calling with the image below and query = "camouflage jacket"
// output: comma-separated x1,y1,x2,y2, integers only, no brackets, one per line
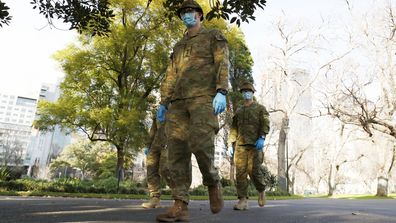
160,27,229,106
146,117,166,149
229,101,270,146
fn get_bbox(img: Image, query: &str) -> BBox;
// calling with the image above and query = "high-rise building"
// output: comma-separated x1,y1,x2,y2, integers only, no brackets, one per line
0,93,38,167
26,84,71,178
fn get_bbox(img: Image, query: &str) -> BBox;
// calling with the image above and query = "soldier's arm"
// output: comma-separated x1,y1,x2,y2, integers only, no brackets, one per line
160,53,177,107
211,29,229,93
259,105,270,136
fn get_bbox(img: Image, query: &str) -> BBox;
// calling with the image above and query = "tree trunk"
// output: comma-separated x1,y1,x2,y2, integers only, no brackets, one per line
116,147,125,181
327,164,335,196
230,159,235,183
277,116,288,192
376,176,388,197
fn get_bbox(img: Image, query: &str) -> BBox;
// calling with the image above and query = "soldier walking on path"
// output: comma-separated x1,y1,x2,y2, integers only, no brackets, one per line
156,0,229,221
141,116,172,209
228,82,270,210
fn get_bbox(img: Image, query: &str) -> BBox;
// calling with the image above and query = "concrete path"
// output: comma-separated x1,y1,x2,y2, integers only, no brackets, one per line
1,196,396,223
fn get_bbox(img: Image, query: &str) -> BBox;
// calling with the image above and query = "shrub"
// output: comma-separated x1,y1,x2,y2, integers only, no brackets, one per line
223,186,237,196
0,167,10,181
220,178,233,187
190,185,208,196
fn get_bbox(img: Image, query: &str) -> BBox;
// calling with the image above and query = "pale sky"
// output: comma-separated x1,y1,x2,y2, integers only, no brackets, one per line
0,0,373,97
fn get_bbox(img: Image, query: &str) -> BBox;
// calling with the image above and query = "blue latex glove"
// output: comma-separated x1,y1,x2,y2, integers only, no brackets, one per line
157,105,167,123
227,146,234,157
143,147,150,156
212,92,226,115
255,137,265,151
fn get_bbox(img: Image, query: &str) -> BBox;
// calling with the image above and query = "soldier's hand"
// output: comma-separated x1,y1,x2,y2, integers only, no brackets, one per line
213,92,226,115
255,137,265,151
157,104,167,123
227,146,234,157
143,147,150,156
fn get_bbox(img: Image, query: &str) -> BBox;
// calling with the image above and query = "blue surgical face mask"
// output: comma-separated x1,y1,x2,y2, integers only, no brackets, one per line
242,91,254,100
181,12,197,28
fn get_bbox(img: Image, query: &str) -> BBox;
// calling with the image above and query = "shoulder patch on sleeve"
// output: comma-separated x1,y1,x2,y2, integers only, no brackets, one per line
210,29,227,42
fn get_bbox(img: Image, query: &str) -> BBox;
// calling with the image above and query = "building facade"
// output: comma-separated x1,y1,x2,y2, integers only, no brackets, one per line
25,84,71,178
0,93,38,167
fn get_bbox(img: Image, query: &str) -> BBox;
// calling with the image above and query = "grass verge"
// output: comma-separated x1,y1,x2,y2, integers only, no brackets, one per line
0,191,303,200
306,193,396,199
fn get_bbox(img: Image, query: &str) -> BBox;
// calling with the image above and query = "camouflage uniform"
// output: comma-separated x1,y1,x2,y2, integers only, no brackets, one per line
160,27,229,203
229,101,270,198
145,117,171,198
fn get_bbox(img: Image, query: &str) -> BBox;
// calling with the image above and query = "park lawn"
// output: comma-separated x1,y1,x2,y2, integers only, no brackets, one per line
0,190,302,200
330,193,396,199
306,193,396,199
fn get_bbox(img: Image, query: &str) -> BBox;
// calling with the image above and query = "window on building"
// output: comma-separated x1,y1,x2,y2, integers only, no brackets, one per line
16,97,37,107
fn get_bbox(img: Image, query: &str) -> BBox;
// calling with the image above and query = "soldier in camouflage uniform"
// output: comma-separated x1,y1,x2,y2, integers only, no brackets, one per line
156,0,229,221
228,82,270,210
141,116,171,209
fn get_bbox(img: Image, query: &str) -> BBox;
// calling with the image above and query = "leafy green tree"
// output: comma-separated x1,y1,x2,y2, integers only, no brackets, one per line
35,0,183,180
95,151,118,179
35,0,254,182
0,0,266,36
50,140,111,179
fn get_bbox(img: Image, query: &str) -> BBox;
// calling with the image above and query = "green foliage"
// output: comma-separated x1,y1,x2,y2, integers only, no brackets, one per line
0,178,147,195
30,0,114,36
0,1,11,27
49,140,130,179
222,185,237,196
220,177,233,187
96,152,118,179
0,166,10,181
0,0,265,35
190,185,208,196
35,1,185,178
261,165,278,191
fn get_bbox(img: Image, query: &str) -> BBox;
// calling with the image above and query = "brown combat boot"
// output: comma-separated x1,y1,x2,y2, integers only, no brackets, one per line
156,199,189,222
233,197,248,210
141,196,161,209
208,182,224,214
258,191,266,207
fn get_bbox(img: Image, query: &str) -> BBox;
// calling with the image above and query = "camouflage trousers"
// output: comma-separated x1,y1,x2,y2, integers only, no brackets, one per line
234,144,266,198
146,142,171,198
166,96,220,203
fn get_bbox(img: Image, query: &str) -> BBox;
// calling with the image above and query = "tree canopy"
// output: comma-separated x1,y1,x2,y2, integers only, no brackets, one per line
0,0,266,36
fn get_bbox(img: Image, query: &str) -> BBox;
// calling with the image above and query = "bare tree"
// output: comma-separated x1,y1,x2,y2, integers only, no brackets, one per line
326,0,396,196
260,16,353,193
0,131,25,167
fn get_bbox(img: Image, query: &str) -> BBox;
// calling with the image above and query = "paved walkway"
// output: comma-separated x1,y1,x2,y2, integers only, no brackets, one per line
1,196,396,222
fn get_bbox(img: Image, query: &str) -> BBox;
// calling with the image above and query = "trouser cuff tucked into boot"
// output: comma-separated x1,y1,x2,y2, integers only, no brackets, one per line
258,190,266,207
233,197,248,210
156,199,189,222
141,196,161,209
